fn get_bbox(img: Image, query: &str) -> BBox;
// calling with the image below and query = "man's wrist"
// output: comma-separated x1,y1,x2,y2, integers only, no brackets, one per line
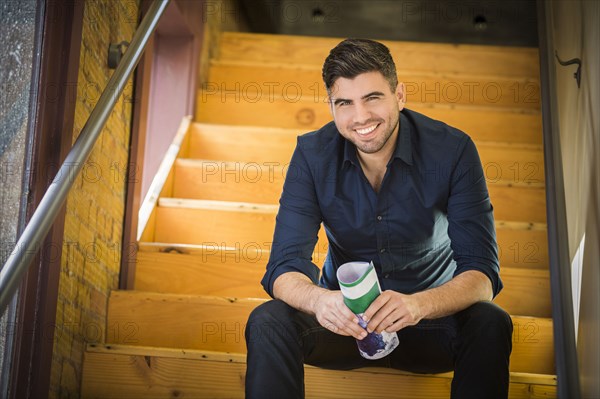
308,285,327,315
411,290,435,320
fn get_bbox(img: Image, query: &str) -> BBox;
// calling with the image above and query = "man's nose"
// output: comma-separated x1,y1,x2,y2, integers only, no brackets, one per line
353,102,371,124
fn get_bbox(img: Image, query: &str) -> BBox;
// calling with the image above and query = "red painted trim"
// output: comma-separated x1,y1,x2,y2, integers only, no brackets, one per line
120,0,154,289
8,1,85,398
120,0,203,289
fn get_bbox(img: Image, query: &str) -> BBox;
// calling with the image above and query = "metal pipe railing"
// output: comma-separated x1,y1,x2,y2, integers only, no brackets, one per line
0,0,171,315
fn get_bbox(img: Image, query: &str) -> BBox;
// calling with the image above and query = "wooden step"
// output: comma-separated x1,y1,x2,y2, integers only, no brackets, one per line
217,32,541,79
134,244,551,318
207,61,540,109
173,159,286,204
105,291,555,375
496,224,548,269
148,199,549,268
82,344,556,399
489,184,546,223
153,200,279,247
172,151,545,206
189,123,542,162
188,124,299,163
171,161,546,222
187,124,545,185
151,198,547,256
196,93,542,142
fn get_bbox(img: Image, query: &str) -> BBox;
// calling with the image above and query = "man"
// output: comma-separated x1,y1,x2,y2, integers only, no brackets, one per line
245,38,512,399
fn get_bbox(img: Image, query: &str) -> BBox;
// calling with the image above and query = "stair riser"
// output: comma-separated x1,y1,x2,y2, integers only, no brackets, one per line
208,62,540,109
172,162,546,222
217,33,541,79
106,293,554,375
189,125,542,166
196,93,542,144
152,207,548,269
135,250,551,318
82,350,555,398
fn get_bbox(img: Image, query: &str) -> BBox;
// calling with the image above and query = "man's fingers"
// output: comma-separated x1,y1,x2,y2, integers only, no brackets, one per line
331,312,367,339
362,293,390,323
374,309,405,333
366,303,396,333
324,317,361,338
322,318,349,336
384,316,410,333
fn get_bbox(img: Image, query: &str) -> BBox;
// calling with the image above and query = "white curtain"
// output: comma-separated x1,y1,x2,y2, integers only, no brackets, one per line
550,1,600,397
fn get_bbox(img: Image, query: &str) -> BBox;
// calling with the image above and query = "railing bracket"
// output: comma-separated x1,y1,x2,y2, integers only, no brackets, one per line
555,51,582,88
108,41,130,69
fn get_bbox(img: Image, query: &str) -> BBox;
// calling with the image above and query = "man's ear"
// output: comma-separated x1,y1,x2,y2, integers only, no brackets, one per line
396,82,406,109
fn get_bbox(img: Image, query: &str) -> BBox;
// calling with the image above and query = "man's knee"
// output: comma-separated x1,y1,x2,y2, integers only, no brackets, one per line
245,300,298,345
459,301,513,342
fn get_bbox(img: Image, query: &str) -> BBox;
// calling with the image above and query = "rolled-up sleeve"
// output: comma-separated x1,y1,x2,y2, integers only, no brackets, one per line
447,136,503,297
261,139,323,298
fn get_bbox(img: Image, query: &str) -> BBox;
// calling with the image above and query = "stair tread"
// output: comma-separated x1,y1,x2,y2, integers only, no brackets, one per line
217,32,540,79
190,122,544,150
156,196,547,227
132,247,552,317
146,198,549,270
175,157,546,189
196,93,542,141
210,58,541,83
106,291,555,375
82,344,556,398
197,88,543,114
85,343,556,386
206,60,541,109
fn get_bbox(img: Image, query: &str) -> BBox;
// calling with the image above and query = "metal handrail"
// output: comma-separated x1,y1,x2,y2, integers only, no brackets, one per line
0,0,171,315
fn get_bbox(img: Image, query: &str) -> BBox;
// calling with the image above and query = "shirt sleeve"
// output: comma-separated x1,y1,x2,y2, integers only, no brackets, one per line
447,136,503,297
261,139,323,298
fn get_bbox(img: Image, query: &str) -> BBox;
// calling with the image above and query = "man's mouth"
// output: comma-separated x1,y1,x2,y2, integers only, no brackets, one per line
355,123,380,136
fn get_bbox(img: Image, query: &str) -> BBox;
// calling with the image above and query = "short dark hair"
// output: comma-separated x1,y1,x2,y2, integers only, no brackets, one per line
322,38,398,94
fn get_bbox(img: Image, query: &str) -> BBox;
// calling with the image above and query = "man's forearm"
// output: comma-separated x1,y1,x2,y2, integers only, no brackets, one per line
273,272,368,339
272,272,327,315
413,270,493,319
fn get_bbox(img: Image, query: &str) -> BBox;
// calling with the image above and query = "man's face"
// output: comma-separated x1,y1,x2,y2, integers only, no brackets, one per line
328,71,405,155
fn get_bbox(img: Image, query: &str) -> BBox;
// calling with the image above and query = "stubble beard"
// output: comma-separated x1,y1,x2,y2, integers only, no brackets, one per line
351,114,400,155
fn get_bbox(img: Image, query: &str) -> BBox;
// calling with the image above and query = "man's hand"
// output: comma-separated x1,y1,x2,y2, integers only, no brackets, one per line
361,271,493,333
272,272,367,340
313,290,368,340
362,290,424,334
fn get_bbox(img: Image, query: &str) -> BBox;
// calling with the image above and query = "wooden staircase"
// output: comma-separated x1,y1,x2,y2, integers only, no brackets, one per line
81,33,556,398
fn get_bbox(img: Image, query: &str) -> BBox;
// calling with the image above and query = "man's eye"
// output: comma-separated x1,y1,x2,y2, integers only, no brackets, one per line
366,96,379,101
338,101,350,106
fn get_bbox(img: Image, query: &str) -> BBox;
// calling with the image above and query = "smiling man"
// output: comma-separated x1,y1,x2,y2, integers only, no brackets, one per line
245,39,512,399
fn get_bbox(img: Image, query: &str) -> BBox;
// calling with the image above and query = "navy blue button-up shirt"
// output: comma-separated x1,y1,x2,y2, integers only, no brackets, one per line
261,108,502,299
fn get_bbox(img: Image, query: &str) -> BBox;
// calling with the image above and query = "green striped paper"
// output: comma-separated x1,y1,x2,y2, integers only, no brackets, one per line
337,261,382,314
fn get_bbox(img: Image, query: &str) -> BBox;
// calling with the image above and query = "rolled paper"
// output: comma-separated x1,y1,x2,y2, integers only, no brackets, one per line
337,261,399,360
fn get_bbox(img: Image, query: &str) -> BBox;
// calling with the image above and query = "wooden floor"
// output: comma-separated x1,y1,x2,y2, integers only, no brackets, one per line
81,32,556,398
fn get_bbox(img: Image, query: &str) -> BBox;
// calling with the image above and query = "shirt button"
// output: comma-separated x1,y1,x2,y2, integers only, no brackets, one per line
384,274,389,278
380,248,386,253
377,215,383,221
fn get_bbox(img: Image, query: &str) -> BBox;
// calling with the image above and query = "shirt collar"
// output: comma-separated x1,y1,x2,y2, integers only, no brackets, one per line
342,111,413,167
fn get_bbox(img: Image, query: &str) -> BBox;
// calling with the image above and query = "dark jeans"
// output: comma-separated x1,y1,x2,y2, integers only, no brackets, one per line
245,299,513,399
